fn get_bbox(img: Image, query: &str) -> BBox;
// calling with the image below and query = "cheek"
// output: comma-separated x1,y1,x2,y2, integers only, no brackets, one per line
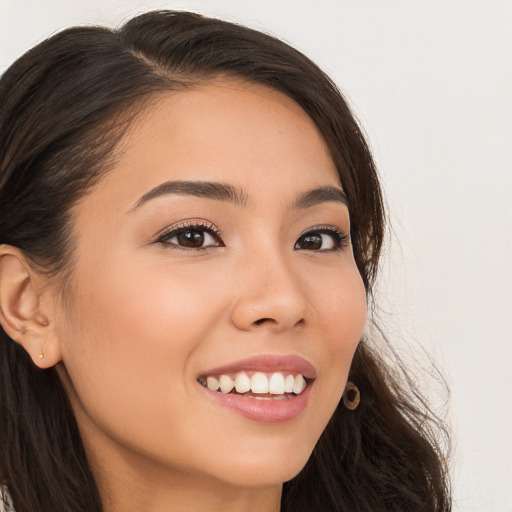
311,257,367,347
324,273,366,352
67,254,222,350
307,260,367,407
57,257,223,422
55,257,236,473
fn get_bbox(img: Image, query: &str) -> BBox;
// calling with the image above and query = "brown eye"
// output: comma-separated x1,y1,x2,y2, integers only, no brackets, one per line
294,228,348,251
157,224,223,249
296,233,324,250
177,230,206,248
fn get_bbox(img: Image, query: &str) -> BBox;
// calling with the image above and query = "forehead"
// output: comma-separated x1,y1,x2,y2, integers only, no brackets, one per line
81,80,341,219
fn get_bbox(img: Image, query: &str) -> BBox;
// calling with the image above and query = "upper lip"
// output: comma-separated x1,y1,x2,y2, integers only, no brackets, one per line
199,354,317,380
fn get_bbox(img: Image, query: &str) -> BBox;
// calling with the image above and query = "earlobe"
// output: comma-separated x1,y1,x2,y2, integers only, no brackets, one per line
0,245,61,368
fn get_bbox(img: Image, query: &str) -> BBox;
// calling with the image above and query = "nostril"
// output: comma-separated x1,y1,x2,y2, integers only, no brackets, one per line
254,318,277,326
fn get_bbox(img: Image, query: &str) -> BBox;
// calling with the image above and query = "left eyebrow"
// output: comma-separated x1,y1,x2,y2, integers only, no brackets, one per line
292,186,349,209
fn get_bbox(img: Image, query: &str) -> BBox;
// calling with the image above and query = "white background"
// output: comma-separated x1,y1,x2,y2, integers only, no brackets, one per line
0,1,510,511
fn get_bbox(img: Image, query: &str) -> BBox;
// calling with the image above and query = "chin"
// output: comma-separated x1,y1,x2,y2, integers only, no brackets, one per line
196,437,315,489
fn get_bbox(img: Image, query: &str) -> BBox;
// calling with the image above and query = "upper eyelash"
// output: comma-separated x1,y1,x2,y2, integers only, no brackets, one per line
297,225,351,248
153,221,223,245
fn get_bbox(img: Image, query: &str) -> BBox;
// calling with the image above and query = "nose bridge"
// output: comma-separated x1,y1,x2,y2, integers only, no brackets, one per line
230,241,309,332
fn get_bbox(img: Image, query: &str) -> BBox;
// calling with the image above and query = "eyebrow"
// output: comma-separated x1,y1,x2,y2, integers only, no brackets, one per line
128,180,349,212
129,180,248,211
292,185,349,209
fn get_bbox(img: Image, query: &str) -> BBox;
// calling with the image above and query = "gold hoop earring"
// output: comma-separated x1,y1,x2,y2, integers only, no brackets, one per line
343,381,360,410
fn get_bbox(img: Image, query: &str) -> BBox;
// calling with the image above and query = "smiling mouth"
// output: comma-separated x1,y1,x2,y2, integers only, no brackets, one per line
198,371,311,399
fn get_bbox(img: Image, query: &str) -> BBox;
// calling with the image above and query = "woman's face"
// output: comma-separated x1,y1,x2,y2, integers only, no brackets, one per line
52,81,367,493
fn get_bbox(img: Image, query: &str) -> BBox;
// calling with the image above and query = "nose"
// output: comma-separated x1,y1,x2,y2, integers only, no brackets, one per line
230,252,309,333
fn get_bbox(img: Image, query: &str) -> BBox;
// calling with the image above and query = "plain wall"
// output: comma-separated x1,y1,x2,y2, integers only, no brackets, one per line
1,1,511,510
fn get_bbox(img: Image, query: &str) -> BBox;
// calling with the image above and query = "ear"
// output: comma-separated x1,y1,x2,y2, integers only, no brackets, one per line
0,245,62,368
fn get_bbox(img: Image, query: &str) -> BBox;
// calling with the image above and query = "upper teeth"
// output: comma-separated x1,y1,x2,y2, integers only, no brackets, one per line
203,372,307,395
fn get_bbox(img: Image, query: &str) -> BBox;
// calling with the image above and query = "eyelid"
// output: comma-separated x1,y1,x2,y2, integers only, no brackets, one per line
152,219,223,246
295,224,351,250
298,224,349,238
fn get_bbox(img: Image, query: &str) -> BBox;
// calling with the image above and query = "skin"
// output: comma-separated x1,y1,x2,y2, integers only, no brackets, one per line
0,81,367,511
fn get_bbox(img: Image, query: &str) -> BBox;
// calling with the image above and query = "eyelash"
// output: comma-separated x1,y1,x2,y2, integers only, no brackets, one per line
294,225,351,252
154,221,224,250
154,222,350,252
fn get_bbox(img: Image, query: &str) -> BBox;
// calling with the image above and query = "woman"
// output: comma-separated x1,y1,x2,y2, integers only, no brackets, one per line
0,10,450,512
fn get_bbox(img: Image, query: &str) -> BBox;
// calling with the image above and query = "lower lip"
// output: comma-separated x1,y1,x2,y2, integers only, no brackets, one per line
201,385,312,424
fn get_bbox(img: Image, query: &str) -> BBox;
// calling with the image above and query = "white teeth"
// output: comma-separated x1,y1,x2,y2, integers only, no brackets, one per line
284,374,295,393
251,372,269,393
202,371,308,396
234,372,251,393
219,375,235,394
206,376,220,391
292,374,306,394
269,372,285,394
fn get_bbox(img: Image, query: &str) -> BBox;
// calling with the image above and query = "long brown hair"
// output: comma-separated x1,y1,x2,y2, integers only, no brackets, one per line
0,10,450,511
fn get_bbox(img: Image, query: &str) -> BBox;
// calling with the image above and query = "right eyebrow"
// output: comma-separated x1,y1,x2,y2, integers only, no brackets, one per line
127,180,248,213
